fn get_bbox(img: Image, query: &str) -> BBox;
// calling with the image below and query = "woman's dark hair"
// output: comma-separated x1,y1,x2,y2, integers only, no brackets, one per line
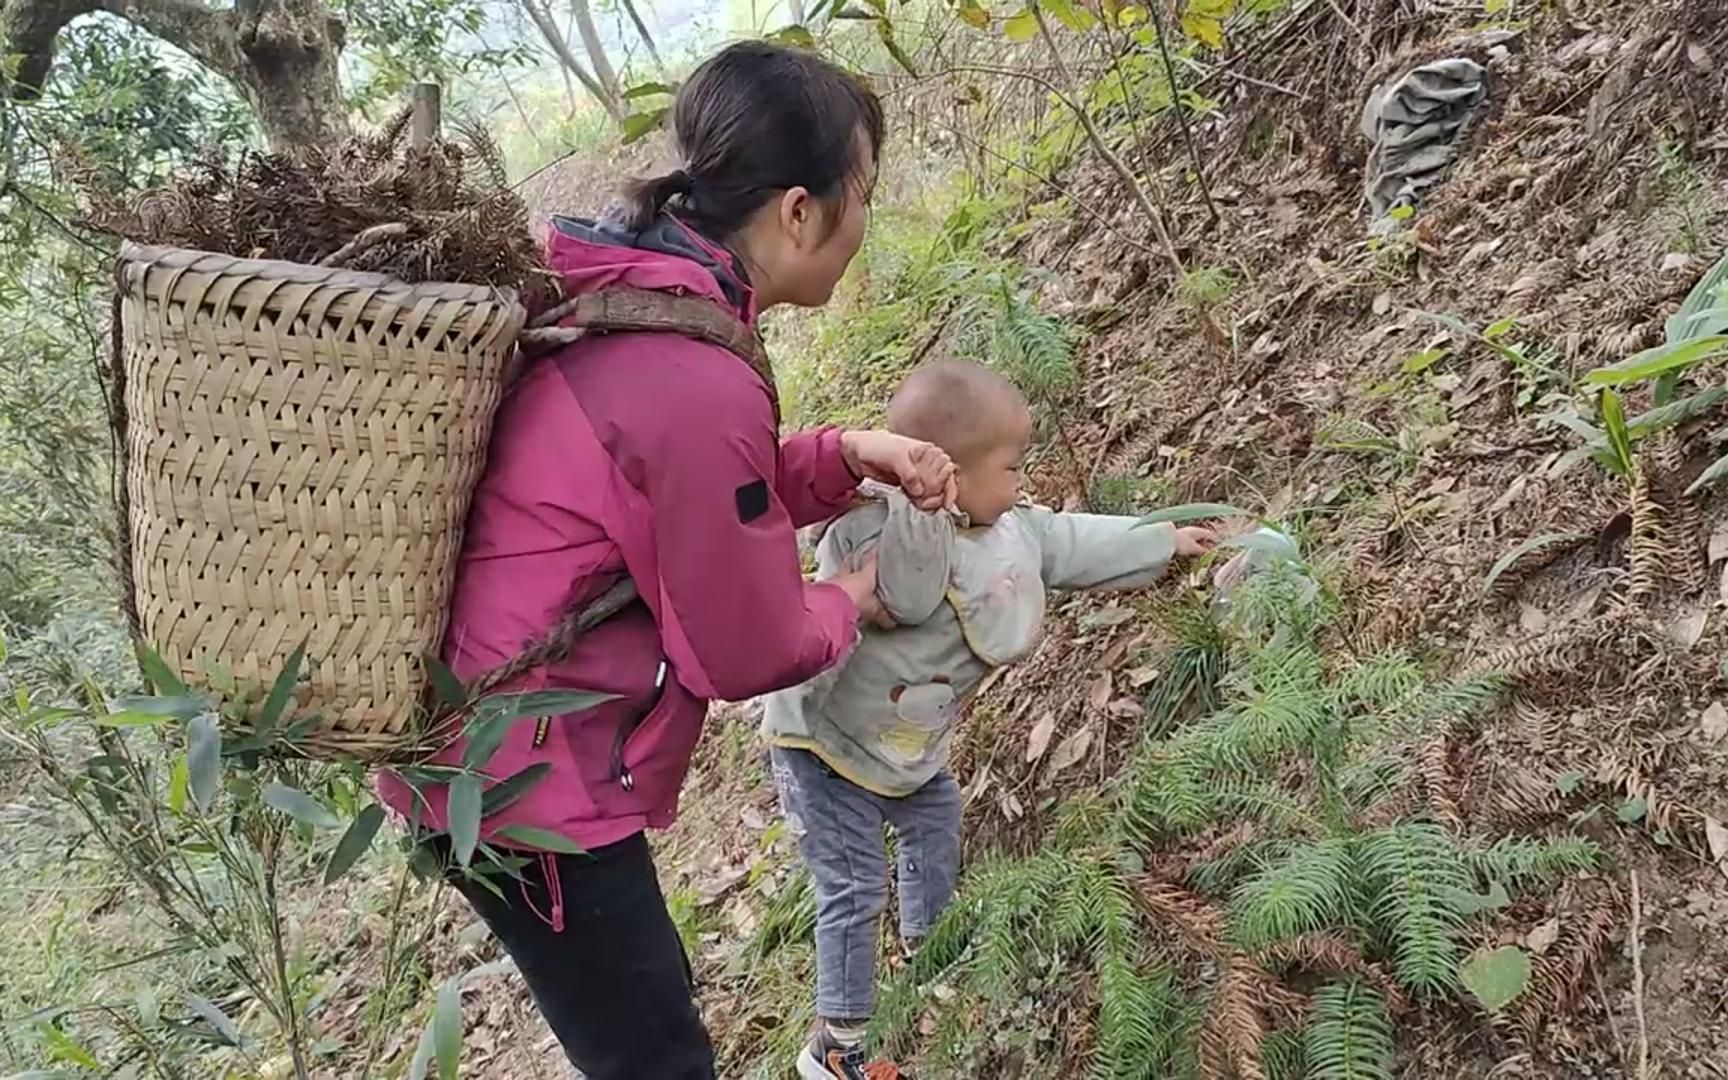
620,42,885,237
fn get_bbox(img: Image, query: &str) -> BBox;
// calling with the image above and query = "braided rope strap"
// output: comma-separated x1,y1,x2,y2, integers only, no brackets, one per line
463,287,776,702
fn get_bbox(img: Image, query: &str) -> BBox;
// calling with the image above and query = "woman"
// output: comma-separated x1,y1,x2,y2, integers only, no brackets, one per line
378,42,944,1080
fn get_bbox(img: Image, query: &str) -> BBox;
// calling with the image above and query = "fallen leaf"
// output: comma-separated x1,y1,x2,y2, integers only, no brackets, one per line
1668,602,1709,649
1026,712,1057,764
697,864,749,905
1703,701,1728,743
1048,725,1095,776
1081,606,1136,631
1488,474,1530,515
1661,252,1695,274
1000,791,1025,821
1561,583,1606,623
1705,817,1728,877
1709,520,1728,564
1524,918,1561,955
1087,673,1114,712
962,763,993,806
1108,698,1144,719
1372,290,1392,316
1518,601,1550,634
1127,665,1161,688
740,807,769,831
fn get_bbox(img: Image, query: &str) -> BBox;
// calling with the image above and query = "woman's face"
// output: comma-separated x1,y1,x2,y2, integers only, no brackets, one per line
747,130,876,310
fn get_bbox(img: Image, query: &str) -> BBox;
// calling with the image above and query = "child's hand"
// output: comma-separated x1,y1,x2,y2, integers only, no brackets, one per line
1173,526,1219,558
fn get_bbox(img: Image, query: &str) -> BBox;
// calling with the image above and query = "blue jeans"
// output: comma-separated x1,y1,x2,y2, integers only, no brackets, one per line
769,746,963,1020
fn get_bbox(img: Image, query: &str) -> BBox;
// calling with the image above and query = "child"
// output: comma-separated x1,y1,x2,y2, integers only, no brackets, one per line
762,360,1217,1079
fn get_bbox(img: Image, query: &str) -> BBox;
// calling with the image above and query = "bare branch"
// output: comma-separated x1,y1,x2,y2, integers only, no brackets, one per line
617,0,660,71
567,0,617,100
518,0,622,122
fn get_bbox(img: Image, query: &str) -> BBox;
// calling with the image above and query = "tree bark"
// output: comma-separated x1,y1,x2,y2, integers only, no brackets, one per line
567,0,618,102
617,0,660,70
0,0,350,148
518,0,622,122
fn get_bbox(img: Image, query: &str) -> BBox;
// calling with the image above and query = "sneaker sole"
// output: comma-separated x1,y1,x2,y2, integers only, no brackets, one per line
795,1046,834,1080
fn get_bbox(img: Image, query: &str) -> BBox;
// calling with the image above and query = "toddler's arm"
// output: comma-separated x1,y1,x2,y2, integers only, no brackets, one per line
1025,507,1182,591
814,489,954,625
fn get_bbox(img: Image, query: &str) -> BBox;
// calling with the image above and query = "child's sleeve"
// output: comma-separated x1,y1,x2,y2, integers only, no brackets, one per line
1023,506,1177,591
874,494,954,625
814,493,954,626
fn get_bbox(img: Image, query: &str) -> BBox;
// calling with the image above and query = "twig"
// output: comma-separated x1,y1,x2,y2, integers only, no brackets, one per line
318,222,409,268
1141,0,1220,227
951,58,1183,280
1629,869,1651,1080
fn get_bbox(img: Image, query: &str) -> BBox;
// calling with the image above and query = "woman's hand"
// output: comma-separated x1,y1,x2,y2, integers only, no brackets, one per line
831,553,895,629
840,430,958,512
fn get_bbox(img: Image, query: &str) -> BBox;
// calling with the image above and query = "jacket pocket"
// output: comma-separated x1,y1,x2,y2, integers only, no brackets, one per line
608,660,668,792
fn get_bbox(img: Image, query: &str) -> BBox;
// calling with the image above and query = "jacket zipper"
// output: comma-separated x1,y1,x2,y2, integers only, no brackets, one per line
610,660,667,792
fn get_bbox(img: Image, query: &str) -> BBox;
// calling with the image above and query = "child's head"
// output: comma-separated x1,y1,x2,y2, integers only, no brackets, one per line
621,43,884,311
888,361,1032,526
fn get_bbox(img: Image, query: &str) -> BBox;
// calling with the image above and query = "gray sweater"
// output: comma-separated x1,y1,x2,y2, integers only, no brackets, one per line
762,484,1177,796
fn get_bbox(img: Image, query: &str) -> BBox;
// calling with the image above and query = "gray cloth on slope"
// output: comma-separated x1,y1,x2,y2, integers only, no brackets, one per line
1361,58,1488,227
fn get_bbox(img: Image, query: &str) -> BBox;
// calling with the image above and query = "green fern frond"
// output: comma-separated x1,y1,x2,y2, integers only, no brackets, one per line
1263,1028,1307,1080
1187,838,1294,896
1304,979,1394,1080
1230,837,1355,948
1411,674,1509,733
1335,653,1425,709
1093,951,1191,1080
1467,835,1602,893
990,287,1078,399
1358,824,1470,996
1335,749,1413,816
1123,751,1218,845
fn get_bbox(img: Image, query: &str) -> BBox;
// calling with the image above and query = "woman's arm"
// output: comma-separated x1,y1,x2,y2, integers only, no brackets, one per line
777,426,860,529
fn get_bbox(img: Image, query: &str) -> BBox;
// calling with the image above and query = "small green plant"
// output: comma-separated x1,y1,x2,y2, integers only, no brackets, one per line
1651,137,1717,256
1417,312,1563,412
1091,469,1172,516
869,553,1599,1077
1178,265,1237,311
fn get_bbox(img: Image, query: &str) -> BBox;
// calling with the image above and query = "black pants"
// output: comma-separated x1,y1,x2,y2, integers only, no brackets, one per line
446,831,716,1079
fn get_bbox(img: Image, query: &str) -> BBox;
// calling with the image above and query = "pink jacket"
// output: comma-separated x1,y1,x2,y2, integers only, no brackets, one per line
378,215,861,855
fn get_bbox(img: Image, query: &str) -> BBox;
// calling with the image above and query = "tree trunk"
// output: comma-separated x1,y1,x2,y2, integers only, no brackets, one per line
618,0,660,70
0,0,350,149
519,0,623,123
568,0,618,103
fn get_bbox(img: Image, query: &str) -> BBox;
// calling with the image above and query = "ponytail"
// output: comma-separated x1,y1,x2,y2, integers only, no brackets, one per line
619,169,694,233
617,42,883,241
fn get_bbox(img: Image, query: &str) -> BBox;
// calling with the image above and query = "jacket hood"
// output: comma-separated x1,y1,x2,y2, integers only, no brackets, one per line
547,213,758,324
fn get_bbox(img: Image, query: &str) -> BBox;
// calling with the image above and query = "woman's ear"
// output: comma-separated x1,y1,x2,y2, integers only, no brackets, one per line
779,186,813,247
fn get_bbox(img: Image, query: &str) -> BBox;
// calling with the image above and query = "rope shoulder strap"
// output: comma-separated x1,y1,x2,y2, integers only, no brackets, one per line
519,285,776,402
465,286,774,701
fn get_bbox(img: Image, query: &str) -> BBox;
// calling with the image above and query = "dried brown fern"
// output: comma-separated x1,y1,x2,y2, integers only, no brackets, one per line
1648,432,1708,594
1418,736,1463,831
1135,878,1228,954
1508,882,1618,1045
1258,933,1408,1015
1623,463,1668,610
1197,954,1282,1080
1465,620,1605,685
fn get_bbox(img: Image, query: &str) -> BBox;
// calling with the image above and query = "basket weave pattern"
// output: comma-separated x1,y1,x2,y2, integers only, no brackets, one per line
116,243,525,756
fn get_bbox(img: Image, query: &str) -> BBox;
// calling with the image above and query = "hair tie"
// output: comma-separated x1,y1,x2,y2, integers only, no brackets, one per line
665,169,694,196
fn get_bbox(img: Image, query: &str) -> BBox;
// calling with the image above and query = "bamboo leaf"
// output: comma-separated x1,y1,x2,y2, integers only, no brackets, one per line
186,713,221,813
622,81,676,99
1598,388,1634,476
433,978,462,1080
1041,0,1097,29
1666,250,1728,344
494,825,586,855
184,993,243,1046
955,0,991,27
325,804,387,884
107,695,208,720
1003,6,1038,39
1136,502,1251,525
1685,448,1728,496
136,643,187,696
1482,532,1587,595
448,775,483,868
482,762,554,815
92,710,176,728
425,655,467,710
621,107,668,144
468,689,618,724
875,18,919,76
259,643,305,732
769,23,818,46
1585,335,1728,386
167,755,189,814
262,783,342,829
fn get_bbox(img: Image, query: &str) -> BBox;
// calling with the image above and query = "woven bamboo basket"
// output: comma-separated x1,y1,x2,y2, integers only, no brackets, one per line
114,243,525,759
